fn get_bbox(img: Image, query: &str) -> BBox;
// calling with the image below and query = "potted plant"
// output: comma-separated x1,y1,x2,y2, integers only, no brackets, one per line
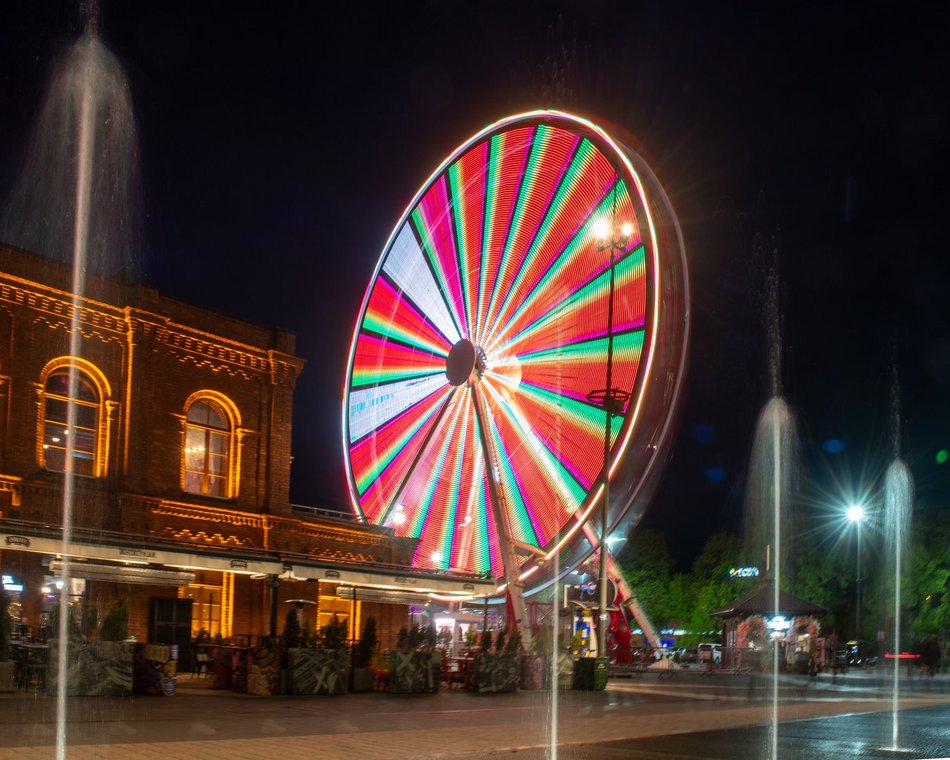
520,625,548,690
389,623,438,694
471,628,520,693
50,598,134,696
286,614,349,695
0,587,14,692
100,598,129,641
351,616,377,692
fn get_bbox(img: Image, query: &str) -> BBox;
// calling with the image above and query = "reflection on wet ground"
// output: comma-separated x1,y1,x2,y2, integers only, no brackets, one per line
0,670,947,759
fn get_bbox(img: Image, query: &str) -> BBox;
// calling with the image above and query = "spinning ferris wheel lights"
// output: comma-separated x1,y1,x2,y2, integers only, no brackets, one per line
342,110,689,623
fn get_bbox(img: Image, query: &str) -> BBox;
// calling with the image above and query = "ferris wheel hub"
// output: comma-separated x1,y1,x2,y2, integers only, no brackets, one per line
446,339,477,386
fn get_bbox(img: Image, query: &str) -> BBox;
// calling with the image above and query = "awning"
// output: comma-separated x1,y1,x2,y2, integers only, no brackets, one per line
49,559,195,586
1,528,496,597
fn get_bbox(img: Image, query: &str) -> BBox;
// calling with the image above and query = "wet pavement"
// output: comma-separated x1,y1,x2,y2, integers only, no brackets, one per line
0,670,947,758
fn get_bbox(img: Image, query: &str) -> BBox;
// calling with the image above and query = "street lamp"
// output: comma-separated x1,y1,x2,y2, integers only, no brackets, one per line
846,503,865,637
586,204,632,661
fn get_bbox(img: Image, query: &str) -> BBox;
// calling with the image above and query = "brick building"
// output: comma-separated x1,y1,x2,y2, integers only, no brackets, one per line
0,243,491,657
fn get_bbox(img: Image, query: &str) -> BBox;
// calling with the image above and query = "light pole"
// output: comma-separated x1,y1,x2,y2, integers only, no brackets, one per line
846,503,865,638
587,207,632,661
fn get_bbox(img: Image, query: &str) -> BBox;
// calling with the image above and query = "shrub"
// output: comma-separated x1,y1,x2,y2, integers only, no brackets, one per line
494,628,507,653
100,599,129,641
321,614,348,650
354,617,377,668
506,628,522,655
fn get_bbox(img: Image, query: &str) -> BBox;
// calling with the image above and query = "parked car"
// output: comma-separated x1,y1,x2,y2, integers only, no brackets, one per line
698,643,722,665
676,647,698,664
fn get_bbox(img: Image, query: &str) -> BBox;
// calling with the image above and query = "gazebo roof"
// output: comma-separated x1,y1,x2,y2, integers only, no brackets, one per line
710,585,827,619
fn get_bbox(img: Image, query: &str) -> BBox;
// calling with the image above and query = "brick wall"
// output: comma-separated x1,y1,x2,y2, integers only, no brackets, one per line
0,242,304,517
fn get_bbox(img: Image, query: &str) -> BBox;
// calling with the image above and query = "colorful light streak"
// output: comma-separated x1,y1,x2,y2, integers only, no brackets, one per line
343,111,660,580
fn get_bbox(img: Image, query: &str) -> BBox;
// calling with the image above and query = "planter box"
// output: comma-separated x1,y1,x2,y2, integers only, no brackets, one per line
287,648,348,695
247,643,281,696
47,640,133,696
556,653,574,689
0,660,14,692
471,653,519,693
519,653,545,690
388,651,438,694
352,666,375,692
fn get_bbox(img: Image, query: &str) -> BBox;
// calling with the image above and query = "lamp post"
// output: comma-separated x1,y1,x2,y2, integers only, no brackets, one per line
586,208,632,661
846,504,865,638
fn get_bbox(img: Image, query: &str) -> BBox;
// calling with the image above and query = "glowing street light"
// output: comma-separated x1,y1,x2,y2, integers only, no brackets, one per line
847,503,866,637
586,202,633,660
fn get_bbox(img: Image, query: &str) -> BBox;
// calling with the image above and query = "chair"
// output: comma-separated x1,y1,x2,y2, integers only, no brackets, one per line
193,648,210,678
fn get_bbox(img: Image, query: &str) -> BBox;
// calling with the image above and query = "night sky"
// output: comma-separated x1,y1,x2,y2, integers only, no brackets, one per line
1,1,948,568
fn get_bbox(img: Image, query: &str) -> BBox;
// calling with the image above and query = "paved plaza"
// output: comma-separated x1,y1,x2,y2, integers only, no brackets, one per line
0,671,948,759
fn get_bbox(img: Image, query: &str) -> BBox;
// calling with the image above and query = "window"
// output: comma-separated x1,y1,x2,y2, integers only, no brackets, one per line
182,584,222,637
183,397,232,498
41,366,102,476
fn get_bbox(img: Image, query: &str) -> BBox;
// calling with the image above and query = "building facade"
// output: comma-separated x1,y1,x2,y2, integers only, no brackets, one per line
0,243,490,657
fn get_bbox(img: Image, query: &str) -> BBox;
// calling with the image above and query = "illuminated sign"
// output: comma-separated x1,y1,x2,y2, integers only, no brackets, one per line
2,574,23,592
729,566,760,578
765,615,792,632
119,548,156,560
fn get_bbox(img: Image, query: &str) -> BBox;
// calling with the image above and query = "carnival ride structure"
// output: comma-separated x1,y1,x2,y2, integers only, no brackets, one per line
342,110,688,645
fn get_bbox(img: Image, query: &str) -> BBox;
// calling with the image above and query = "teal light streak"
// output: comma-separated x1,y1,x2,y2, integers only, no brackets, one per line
493,186,629,350
485,381,588,508
448,159,476,338
505,244,646,355
482,125,551,340
355,387,449,495
490,139,597,336
410,205,466,342
488,412,540,548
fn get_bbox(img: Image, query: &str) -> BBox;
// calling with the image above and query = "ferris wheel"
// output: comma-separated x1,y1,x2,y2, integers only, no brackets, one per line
343,111,688,607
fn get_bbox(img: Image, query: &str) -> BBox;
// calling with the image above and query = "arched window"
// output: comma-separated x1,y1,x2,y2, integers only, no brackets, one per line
183,397,233,498
41,364,105,476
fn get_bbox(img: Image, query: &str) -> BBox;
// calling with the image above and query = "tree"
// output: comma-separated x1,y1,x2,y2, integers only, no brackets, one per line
618,527,674,628
681,533,755,644
354,617,377,668
282,608,301,649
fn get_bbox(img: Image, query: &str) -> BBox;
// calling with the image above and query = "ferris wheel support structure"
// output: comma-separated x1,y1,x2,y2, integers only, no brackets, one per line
578,521,660,650
471,382,530,644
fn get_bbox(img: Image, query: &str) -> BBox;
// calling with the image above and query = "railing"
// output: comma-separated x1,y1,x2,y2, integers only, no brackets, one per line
291,504,358,522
